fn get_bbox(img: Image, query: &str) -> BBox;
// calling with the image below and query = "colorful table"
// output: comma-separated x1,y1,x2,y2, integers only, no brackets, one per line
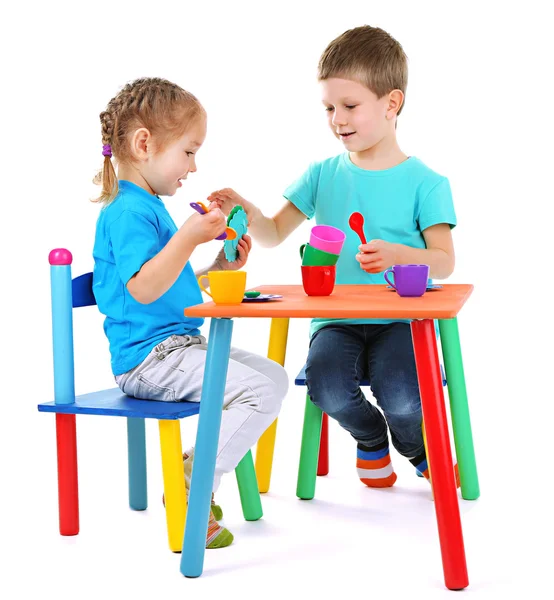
183,284,477,590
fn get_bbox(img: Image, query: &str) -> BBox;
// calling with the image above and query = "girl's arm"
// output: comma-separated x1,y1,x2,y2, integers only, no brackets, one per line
127,209,227,304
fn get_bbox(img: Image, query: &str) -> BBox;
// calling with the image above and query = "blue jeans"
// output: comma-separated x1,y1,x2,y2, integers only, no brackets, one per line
305,323,424,458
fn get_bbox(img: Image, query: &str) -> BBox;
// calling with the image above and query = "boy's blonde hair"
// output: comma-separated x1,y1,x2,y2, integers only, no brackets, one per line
318,25,408,115
93,77,205,205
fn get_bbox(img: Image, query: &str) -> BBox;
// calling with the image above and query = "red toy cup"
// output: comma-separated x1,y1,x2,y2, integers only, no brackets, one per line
301,265,336,296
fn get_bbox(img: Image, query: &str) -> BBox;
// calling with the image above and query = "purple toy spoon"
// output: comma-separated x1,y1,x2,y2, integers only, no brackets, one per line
190,202,237,241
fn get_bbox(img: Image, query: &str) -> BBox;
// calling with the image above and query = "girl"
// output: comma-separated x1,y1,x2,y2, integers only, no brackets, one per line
92,77,288,549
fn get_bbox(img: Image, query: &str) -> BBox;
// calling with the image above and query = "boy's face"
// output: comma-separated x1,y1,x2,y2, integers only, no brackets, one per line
321,78,392,153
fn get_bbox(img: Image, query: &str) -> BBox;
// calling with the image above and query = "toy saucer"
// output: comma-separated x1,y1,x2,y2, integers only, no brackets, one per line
242,294,283,303
386,284,443,291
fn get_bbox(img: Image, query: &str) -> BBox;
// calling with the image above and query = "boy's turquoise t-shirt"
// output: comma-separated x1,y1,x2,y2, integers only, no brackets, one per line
283,154,457,336
93,180,204,375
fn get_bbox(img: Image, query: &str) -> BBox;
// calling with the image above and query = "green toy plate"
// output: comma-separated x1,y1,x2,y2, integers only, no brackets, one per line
224,206,248,262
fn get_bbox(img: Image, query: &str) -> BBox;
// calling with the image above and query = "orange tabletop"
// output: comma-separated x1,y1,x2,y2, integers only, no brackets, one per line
185,284,474,320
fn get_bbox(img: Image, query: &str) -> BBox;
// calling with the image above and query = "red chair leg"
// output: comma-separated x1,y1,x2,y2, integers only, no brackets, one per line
317,412,329,476
56,413,79,535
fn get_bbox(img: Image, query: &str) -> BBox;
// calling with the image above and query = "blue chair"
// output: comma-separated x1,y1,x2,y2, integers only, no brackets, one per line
38,248,262,562
294,360,447,479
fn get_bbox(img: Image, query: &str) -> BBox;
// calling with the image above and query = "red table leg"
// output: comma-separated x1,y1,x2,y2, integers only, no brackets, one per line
317,413,329,476
56,413,79,535
411,319,468,590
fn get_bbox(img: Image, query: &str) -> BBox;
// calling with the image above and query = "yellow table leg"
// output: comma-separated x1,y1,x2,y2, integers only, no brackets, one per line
422,420,432,473
159,420,187,552
422,420,434,500
255,318,290,493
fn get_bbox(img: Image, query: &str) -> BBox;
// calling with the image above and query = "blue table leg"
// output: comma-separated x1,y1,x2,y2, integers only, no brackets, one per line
180,317,233,578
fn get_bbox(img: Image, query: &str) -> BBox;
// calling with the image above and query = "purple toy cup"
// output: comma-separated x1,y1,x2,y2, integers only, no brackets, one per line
383,264,430,297
309,225,346,255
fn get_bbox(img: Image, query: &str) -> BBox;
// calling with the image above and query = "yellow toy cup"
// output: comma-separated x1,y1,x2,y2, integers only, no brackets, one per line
197,270,247,305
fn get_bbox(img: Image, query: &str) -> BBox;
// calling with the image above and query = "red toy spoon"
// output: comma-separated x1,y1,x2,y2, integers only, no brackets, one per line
348,212,367,245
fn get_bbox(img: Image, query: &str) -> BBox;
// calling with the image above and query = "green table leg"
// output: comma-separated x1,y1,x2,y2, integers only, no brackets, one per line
296,394,323,500
235,449,263,521
438,318,480,500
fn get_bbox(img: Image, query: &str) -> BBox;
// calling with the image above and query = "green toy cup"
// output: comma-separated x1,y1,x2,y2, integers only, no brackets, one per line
300,243,339,266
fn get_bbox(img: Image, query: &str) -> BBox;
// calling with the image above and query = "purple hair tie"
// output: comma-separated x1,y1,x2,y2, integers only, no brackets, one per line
102,144,112,157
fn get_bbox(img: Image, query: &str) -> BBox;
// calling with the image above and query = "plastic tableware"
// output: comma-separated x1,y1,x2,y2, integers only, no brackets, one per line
190,202,237,241
348,212,367,245
383,264,430,297
197,270,247,304
299,243,339,266
224,206,248,262
301,265,336,296
242,294,283,302
387,284,442,291
309,225,346,255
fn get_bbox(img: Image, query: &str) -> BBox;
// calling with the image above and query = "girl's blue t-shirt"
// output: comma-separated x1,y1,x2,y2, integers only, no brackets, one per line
284,154,457,335
92,180,204,375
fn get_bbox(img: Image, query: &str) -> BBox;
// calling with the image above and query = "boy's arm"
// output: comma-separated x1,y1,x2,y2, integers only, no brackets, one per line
250,201,307,247
208,188,306,248
357,223,455,279
399,224,455,278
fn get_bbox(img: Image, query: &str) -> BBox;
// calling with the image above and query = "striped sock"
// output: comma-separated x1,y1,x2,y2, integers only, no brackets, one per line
162,450,232,548
183,450,232,548
357,441,397,488
410,452,461,488
411,452,430,480
206,507,234,549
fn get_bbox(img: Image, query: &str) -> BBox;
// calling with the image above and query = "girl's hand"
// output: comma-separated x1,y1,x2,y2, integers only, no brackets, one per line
215,234,252,270
207,188,258,225
183,208,227,245
356,240,398,273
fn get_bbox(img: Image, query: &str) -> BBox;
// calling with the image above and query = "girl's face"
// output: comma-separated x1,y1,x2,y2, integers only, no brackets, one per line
141,116,207,197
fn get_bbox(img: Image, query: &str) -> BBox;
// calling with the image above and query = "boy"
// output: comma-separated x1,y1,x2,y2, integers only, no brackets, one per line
208,25,456,488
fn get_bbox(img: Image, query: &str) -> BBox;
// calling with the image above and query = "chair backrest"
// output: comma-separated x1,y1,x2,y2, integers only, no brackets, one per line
49,249,98,405
72,272,96,308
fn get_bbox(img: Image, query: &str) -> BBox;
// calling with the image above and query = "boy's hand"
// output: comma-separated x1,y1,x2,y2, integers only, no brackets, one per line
207,188,258,225
182,208,227,245
356,240,398,273
215,234,252,270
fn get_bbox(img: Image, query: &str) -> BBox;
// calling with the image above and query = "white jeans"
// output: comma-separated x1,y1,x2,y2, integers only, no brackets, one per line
116,334,288,491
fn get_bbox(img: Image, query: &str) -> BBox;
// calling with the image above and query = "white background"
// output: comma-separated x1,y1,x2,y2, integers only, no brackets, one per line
1,1,553,598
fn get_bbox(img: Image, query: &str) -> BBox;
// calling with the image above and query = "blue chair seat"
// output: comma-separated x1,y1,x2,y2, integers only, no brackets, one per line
38,388,200,420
